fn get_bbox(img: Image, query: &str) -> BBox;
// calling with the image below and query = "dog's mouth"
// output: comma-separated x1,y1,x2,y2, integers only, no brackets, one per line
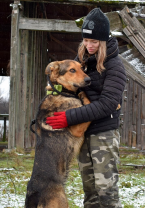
73,83,90,88
73,77,91,88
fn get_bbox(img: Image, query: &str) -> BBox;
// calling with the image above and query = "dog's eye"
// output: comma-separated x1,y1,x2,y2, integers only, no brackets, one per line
70,68,76,73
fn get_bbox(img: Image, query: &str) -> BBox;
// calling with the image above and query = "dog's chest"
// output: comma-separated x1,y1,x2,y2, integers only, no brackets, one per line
40,95,82,116
58,96,82,111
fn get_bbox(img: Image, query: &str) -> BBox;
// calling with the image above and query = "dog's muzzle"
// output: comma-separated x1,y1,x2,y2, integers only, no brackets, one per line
73,77,91,88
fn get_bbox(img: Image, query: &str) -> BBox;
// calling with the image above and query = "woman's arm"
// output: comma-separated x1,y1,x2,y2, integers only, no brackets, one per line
66,57,126,126
46,57,126,129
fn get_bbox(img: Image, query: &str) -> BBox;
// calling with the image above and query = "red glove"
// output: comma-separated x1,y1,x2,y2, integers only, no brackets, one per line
46,112,68,129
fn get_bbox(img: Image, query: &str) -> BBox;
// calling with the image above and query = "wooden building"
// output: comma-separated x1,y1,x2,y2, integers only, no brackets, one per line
1,0,145,150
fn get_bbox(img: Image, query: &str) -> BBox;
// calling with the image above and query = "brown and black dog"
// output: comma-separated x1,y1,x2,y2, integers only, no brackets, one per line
25,60,91,208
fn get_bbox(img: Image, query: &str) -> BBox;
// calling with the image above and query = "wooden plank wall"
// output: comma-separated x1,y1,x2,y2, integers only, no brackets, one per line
17,30,47,149
120,76,145,150
9,2,47,149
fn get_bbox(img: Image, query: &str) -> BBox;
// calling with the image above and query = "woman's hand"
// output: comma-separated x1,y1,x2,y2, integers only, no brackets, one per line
46,112,68,129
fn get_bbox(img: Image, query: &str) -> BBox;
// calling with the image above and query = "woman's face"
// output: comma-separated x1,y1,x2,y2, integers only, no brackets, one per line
83,38,100,55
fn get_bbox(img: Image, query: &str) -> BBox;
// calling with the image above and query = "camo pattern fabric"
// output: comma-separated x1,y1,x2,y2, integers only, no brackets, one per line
78,129,122,208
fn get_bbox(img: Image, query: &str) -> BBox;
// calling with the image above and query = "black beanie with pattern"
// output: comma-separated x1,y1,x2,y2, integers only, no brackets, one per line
82,8,110,41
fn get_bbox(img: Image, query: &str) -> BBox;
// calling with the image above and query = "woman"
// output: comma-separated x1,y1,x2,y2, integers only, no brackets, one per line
46,8,126,208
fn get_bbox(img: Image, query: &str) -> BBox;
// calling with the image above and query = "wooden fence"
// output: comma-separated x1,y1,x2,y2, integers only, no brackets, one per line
119,61,145,150
119,6,145,150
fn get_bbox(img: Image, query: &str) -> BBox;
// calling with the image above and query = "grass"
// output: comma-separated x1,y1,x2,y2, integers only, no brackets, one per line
0,147,145,207
0,142,8,145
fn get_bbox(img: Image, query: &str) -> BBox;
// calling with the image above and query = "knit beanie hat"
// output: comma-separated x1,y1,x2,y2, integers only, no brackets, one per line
82,8,110,41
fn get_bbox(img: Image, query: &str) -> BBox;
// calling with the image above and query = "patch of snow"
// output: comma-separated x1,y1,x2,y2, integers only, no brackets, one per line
15,152,23,156
0,170,145,207
129,58,145,74
119,174,145,207
0,168,14,171
73,197,84,207
0,193,25,208
111,32,123,36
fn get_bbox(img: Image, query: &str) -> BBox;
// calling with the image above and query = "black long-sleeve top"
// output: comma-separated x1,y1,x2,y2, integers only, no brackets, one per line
66,37,126,136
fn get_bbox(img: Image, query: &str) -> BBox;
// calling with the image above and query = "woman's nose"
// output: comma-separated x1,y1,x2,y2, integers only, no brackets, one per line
87,43,92,47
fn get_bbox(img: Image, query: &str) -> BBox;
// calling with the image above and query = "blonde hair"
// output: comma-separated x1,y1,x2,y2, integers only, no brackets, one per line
78,41,106,74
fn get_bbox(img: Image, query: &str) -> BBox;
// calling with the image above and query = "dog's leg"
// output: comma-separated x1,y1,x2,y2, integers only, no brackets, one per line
37,184,68,208
116,104,121,110
78,91,91,106
69,92,91,138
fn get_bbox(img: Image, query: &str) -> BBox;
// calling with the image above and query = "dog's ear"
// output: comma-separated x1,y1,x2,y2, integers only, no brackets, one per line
45,61,60,82
45,61,59,75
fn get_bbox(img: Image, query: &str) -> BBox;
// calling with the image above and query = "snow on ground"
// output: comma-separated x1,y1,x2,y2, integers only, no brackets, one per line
0,193,25,208
0,169,145,208
119,174,145,207
0,169,31,208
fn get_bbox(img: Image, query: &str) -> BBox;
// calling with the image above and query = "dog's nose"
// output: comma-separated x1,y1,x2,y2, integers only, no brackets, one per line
84,77,91,84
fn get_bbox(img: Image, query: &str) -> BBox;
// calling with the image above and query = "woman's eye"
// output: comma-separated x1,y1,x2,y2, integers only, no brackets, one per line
70,68,76,73
83,39,87,43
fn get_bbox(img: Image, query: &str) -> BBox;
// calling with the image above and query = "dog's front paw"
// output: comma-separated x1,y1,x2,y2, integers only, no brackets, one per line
78,91,86,100
116,104,121,110
78,91,90,105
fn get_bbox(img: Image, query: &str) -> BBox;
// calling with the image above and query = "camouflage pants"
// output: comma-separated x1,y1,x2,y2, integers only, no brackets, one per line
78,129,122,208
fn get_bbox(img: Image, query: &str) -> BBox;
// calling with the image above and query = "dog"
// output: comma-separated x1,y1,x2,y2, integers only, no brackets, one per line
25,60,91,208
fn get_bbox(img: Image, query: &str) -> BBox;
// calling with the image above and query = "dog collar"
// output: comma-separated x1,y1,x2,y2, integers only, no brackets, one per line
47,85,62,95
47,75,79,99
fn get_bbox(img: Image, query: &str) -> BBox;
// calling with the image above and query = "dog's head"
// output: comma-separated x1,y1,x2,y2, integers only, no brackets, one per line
45,60,91,92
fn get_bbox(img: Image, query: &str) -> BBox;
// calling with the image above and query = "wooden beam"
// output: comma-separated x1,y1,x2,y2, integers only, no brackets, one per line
3,0,145,6
123,27,145,58
106,11,123,32
19,11,123,33
120,6,145,58
9,1,20,149
122,164,145,168
111,31,130,43
19,17,81,32
120,6,145,37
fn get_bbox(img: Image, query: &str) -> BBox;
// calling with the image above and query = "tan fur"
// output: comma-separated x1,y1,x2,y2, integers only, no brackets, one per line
37,186,68,208
45,60,90,92
25,60,91,208
45,60,91,138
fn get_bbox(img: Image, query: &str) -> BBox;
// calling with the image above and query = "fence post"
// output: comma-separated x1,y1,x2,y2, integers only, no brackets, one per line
8,1,21,149
2,117,7,142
